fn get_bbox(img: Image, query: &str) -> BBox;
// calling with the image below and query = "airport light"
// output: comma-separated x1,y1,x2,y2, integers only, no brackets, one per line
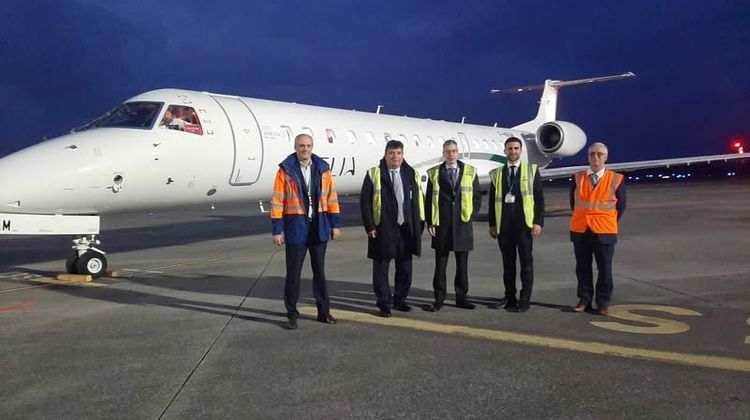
731,139,745,154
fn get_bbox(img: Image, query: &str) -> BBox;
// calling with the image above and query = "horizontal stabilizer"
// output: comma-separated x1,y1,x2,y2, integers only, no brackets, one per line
490,72,635,94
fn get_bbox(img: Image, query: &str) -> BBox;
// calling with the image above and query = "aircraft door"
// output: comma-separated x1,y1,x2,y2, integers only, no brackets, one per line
212,96,264,185
457,132,471,159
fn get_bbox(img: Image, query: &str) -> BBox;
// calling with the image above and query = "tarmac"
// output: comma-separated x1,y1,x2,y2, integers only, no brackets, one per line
1,178,749,419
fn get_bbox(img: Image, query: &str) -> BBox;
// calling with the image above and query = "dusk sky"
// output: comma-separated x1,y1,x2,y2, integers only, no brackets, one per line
1,0,748,164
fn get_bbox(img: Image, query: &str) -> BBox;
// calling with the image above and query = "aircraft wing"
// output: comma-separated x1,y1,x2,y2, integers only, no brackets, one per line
537,153,749,180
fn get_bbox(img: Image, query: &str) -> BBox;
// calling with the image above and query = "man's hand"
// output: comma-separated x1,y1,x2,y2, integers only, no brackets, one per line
367,230,377,239
331,228,341,240
273,234,284,246
427,225,437,237
489,226,497,239
531,224,542,238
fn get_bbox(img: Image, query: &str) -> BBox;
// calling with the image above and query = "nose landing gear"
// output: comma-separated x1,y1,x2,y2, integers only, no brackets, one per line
65,235,108,278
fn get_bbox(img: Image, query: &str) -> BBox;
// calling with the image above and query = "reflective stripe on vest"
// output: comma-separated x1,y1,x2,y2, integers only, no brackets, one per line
270,168,340,218
368,166,425,226
490,162,536,228
569,170,623,234
427,164,476,225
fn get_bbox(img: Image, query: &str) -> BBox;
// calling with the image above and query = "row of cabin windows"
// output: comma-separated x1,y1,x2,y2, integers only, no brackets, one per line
281,126,506,151
154,104,506,151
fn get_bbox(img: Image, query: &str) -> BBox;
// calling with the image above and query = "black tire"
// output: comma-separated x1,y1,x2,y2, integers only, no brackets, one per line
75,251,107,278
65,252,79,274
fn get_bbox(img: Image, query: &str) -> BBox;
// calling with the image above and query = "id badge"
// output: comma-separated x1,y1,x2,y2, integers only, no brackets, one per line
504,193,516,204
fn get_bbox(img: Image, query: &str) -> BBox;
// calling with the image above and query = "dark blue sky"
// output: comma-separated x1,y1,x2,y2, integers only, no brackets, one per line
1,0,748,163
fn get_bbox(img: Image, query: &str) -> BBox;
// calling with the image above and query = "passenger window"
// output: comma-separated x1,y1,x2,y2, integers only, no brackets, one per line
413,135,421,147
398,134,408,145
346,130,357,144
366,131,376,145
160,105,203,135
326,129,336,144
426,136,434,148
482,139,490,150
302,127,315,140
384,132,393,142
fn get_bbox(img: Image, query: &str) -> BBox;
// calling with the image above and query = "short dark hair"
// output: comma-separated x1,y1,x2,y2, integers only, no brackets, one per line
442,139,458,149
385,140,404,152
504,137,522,147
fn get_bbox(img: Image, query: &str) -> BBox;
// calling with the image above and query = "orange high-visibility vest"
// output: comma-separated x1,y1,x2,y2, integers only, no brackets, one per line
270,168,340,219
569,170,623,234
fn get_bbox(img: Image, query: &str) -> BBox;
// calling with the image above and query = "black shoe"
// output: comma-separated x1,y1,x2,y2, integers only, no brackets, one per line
392,303,412,312
456,300,476,310
516,302,530,313
428,302,443,312
503,300,518,310
286,318,298,330
317,313,337,324
379,309,392,318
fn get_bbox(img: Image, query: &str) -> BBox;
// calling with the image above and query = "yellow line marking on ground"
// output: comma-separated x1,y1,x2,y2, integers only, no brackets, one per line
300,307,750,374
590,304,701,334
0,284,46,295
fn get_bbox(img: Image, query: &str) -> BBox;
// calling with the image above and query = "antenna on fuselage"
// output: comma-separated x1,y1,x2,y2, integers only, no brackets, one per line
376,105,383,114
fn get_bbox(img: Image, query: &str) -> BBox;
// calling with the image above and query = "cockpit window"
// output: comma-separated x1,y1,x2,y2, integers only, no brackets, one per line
73,101,163,132
159,105,203,135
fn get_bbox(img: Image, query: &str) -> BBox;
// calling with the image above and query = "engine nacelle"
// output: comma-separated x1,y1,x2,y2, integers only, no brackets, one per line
535,121,587,158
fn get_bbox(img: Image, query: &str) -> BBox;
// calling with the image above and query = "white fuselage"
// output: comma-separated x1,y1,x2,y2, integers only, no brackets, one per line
0,88,550,216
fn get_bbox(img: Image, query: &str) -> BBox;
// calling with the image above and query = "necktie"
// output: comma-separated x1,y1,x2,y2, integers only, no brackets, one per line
591,173,599,187
392,169,405,225
510,166,517,185
448,167,456,188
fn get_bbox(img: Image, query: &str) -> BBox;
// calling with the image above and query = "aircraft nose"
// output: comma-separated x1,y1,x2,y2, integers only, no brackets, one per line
0,137,105,214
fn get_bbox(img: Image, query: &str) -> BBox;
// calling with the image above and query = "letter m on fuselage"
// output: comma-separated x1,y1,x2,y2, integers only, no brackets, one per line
2,220,10,231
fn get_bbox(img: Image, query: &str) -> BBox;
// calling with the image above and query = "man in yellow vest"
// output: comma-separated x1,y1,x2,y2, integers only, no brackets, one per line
425,139,482,312
489,137,544,312
569,142,626,315
360,140,425,317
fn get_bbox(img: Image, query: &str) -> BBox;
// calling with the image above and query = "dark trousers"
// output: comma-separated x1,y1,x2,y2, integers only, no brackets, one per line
284,241,329,319
372,226,413,310
432,251,469,304
498,228,534,304
573,231,615,307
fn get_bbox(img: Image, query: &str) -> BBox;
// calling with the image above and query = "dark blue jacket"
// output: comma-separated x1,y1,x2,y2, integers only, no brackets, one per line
271,153,341,244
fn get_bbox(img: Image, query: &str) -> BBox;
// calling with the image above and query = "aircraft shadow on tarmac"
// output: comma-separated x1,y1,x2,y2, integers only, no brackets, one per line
0,203,366,268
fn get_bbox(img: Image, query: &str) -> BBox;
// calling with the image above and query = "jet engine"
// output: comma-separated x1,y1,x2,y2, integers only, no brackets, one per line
534,121,587,158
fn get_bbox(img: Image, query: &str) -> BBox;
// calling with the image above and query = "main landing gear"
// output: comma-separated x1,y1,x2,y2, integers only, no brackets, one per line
65,235,108,278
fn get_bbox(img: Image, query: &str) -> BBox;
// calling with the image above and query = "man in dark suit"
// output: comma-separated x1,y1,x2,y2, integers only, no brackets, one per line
424,139,482,311
360,140,425,317
489,137,544,312
569,142,626,315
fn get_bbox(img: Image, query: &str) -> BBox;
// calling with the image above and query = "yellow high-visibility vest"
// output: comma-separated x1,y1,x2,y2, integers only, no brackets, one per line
367,166,425,226
490,162,537,228
427,164,476,225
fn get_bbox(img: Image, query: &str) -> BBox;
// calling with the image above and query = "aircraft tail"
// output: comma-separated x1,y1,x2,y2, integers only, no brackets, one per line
491,72,635,131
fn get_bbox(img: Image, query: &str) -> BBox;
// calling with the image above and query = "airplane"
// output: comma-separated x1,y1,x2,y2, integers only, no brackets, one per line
0,72,746,277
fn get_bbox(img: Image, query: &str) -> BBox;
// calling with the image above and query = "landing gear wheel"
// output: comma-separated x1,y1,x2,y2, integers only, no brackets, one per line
65,252,79,274
75,251,107,278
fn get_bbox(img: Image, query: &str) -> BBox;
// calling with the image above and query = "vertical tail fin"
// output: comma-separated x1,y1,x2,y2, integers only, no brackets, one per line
490,72,635,131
